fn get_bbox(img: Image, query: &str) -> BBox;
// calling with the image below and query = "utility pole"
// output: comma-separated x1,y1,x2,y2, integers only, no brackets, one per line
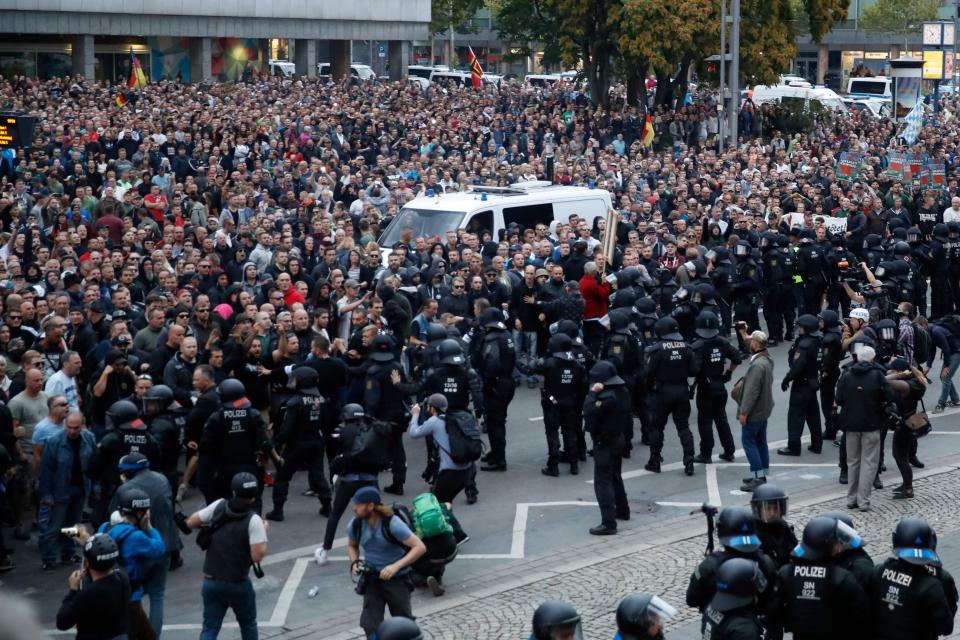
449,0,455,67
729,0,741,147
719,0,727,153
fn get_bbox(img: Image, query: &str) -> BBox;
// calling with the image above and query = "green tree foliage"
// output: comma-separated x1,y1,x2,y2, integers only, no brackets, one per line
859,0,939,33
430,0,487,36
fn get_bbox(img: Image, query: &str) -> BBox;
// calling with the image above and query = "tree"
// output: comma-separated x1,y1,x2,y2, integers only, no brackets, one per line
430,0,487,36
490,0,563,67
859,0,939,33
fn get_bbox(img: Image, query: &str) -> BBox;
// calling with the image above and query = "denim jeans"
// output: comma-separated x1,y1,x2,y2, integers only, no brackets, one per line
937,352,960,406
741,421,769,477
201,578,257,640
513,329,538,380
142,553,169,637
38,486,84,563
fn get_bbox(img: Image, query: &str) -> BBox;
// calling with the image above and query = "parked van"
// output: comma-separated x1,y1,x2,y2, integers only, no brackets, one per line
377,182,611,257
846,76,892,100
317,62,377,81
268,59,296,78
430,69,471,86
408,64,447,79
525,73,561,87
749,84,846,112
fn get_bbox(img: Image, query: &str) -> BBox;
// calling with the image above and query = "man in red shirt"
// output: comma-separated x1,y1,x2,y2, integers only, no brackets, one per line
143,184,168,223
579,261,611,355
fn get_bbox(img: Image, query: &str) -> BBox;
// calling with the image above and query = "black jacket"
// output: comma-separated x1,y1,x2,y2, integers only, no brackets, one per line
836,361,894,432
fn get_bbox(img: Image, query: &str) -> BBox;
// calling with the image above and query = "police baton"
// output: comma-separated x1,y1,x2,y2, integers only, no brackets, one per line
691,503,719,555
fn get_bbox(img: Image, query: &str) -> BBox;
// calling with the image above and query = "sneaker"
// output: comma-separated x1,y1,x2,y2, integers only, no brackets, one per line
718,452,735,462
933,404,946,414
540,466,559,477
426,575,445,597
740,477,767,492
455,534,470,547
948,400,960,408
301,489,318,497
313,548,329,566
465,492,478,505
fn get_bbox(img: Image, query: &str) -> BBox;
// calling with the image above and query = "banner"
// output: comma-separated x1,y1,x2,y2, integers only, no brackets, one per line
887,151,905,180
837,152,863,181
928,160,946,189
812,215,849,234
906,152,924,179
600,207,619,275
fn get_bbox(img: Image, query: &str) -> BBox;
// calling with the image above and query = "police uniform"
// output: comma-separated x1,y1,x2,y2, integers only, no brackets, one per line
691,318,741,462
583,363,629,534
731,243,761,333
472,310,516,470
644,319,697,474
760,234,786,344
529,336,586,475
818,316,843,440
796,233,827,315
776,556,868,639
701,605,763,640
146,402,186,495
779,318,823,456
200,394,273,511
601,310,642,455
364,337,417,492
269,381,332,518
88,412,161,523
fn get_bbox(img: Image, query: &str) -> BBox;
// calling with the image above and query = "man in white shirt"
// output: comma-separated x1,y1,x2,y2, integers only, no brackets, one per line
44,351,81,412
943,197,960,224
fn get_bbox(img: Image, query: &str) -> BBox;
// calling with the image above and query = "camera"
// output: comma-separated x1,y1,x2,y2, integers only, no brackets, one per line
838,260,863,284
174,510,193,536
354,563,378,595
61,526,80,537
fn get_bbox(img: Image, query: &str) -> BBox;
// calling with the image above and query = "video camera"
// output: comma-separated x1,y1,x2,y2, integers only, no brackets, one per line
837,260,864,285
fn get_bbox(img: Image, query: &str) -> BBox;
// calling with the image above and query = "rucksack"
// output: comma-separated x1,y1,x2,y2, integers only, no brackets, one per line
440,409,484,463
338,418,392,472
912,323,933,366
411,492,453,539
351,507,412,548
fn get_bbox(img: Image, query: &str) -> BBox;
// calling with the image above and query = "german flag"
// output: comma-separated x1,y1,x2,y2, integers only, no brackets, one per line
641,113,655,147
128,48,147,90
468,45,483,89
115,92,127,107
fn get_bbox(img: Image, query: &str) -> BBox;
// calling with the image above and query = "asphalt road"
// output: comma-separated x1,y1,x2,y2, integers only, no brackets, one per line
4,340,960,638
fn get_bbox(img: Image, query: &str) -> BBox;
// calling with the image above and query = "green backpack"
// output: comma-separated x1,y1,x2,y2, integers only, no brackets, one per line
411,492,453,539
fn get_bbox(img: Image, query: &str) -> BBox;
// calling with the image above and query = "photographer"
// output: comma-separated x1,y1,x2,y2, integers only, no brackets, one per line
346,486,426,638
184,472,267,640
56,533,130,640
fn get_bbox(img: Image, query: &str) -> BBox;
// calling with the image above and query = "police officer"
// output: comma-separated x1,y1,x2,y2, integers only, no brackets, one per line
818,310,843,441
948,221,960,313
556,319,595,458
709,246,735,335
644,317,697,475
691,311,741,465
687,506,777,613
199,379,276,511
419,339,484,495
796,229,827,314
701,558,766,640
374,617,423,640
614,593,677,640
868,517,955,640
777,315,823,457
760,232,785,346
88,400,161,524
184,472,267,640
583,361,629,536
266,367,332,521
633,298,659,446
731,240,761,336
750,484,797,569
141,384,184,495
527,334,586,476
601,308,642,456
671,284,699,342
364,334,418,494
820,511,873,587
775,516,868,640
472,308,516,472
530,600,583,640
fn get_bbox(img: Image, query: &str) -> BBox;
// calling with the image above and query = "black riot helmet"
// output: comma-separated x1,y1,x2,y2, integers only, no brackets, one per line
695,283,717,306
893,241,911,257
713,247,732,264
694,310,720,339
735,240,751,257
906,226,921,243
372,616,423,640
821,512,864,551
795,314,822,338
609,308,632,334
654,317,683,341
143,384,174,417
794,516,844,560
555,319,580,340
118,488,151,515
892,517,940,565
291,366,320,392
83,533,120,572
480,307,507,330
933,223,949,241
425,323,448,344
817,309,840,330
231,471,259,499
874,318,897,342
948,221,960,238
615,593,677,639
759,231,777,250
370,334,396,362
106,400,140,430
635,297,657,318
531,600,583,640
438,338,465,365
717,506,761,552
864,233,882,250
341,403,366,422
711,558,766,612
750,484,788,521
548,333,573,355
217,378,246,402
588,361,625,386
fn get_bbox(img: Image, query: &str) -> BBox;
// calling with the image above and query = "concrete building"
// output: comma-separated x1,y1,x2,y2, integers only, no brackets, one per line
0,0,429,82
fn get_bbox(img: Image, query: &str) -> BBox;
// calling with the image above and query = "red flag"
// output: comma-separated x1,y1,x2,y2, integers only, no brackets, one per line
468,46,483,88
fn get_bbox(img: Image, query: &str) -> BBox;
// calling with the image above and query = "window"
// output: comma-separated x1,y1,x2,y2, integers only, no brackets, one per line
465,210,493,237
849,80,888,96
503,203,553,232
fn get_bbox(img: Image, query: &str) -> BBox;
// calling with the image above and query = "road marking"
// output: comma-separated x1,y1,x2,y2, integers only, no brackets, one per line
529,416,543,421
726,462,837,468
655,501,702,508
706,464,722,507
927,431,960,435
268,557,309,626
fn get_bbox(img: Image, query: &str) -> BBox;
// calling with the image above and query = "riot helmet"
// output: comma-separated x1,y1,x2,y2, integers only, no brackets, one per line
717,506,761,552
531,600,582,640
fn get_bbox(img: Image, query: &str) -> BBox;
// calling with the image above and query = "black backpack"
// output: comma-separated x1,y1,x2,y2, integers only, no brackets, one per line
338,418,392,472
350,504,413,548
912,323,933,366
440,409,484,463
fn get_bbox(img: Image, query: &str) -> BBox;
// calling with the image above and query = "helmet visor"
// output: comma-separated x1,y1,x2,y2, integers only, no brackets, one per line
835,520,863,551
751,497,788,521
545,621,583,640
646,595,677,623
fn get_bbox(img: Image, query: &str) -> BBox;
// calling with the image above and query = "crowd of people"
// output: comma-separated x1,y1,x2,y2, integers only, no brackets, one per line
0,68,958,638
